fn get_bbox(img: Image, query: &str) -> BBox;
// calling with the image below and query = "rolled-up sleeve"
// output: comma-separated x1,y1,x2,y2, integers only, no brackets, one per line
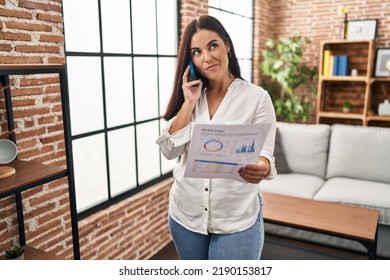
255,91,277,180
156,118,193,160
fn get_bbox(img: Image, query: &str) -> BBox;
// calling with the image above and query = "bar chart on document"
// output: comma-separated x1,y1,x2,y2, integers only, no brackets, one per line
193,138,255,173
184,123,271,181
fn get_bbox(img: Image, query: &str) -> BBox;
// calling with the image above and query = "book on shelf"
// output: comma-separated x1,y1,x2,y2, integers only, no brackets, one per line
331,55,349,76
333,56,339,76
329,55,334,77
338,55,349,76
322,50,332,76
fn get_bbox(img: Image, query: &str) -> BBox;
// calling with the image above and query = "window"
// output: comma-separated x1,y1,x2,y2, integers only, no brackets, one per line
208,0,254,81
63,0,178,215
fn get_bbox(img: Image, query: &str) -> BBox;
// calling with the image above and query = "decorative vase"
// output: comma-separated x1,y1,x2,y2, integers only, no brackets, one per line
342,16,348,39
340,13,348,39
338,6,349,39
378,100,390,116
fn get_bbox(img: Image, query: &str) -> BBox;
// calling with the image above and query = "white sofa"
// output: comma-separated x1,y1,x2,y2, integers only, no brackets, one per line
260,122,390,259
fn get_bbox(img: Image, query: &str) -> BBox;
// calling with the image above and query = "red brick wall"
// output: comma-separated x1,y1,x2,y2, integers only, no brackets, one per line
180,0,208,28
78,178,172,260
1,0,389,260
253,0,274,85
0,0,71,258
257,0,390,122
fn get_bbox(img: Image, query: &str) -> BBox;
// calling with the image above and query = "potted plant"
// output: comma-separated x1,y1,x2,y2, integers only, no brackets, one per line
261,36,318,122
5,245,24,260
342,101,352,113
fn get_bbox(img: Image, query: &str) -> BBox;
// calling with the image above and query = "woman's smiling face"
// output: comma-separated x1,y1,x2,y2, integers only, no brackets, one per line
189,29,231,81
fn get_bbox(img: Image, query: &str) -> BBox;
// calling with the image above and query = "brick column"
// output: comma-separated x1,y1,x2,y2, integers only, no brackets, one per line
179,0,209,40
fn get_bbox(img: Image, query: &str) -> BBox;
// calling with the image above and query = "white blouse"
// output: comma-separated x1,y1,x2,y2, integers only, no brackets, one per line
156,79,277,235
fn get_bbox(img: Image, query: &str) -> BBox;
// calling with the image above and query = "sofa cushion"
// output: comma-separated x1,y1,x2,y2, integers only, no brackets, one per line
314,177,390,226
274,128,291,173
276,122,330,178
260,173,325,199
326,125,390,183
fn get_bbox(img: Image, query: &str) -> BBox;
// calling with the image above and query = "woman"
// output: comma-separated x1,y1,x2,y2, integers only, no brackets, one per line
156,15,276,260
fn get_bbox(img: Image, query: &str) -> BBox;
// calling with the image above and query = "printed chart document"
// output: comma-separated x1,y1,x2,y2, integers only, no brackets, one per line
184,123,271,182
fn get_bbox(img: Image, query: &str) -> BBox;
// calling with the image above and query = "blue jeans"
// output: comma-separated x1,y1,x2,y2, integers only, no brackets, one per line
168,206,264,260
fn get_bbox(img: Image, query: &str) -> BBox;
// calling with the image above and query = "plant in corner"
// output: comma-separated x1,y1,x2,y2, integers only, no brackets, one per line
5,245,24,260
261,36,318,122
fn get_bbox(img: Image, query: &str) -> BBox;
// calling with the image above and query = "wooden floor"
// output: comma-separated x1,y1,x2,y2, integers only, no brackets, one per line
150,240,179,260
150,234,375,260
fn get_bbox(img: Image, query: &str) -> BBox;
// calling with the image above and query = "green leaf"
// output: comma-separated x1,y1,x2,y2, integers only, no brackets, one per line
260,35,318,122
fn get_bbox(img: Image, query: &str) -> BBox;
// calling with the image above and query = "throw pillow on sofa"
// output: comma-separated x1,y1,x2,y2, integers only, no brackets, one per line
275,122,331,178
274,128,291,173
326,124,390,184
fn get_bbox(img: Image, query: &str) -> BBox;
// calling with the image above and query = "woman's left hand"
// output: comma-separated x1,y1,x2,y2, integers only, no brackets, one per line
239,157,270,184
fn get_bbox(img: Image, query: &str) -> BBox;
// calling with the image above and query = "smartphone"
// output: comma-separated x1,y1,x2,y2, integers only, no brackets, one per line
188,59,198,81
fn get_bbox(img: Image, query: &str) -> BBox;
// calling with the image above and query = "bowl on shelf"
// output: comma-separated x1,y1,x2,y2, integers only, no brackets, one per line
0,139,18,164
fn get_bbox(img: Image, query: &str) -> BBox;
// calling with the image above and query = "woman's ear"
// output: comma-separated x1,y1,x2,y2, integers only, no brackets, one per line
225,37,231,52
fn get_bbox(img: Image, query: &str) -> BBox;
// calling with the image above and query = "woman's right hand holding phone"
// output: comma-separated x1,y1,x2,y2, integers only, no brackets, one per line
182,66,202,104
169,66,203,135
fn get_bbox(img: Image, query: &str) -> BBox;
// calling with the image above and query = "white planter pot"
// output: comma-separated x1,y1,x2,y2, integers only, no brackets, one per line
378,100,390,116
342,107,351,113
6,253,24,260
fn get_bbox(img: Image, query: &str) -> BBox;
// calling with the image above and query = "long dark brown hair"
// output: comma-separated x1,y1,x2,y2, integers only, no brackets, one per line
162,15,242,120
